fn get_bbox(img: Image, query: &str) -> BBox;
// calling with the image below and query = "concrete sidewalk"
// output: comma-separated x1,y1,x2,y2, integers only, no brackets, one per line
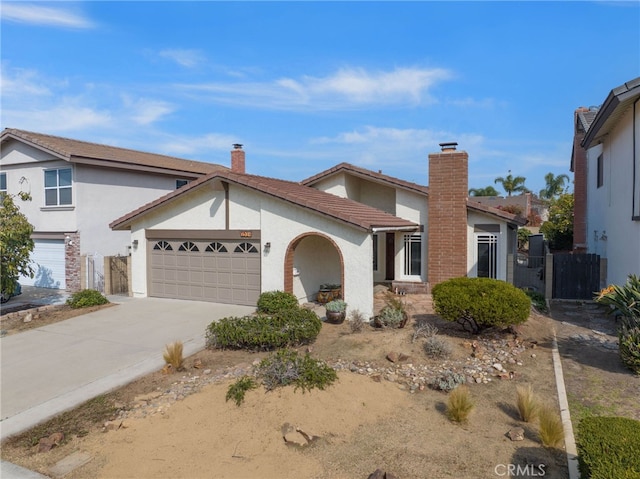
0,296,254,441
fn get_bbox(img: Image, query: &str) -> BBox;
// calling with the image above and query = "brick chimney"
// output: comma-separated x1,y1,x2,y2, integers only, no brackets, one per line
231,144,245,173
427,142,468,286
572,107,590,252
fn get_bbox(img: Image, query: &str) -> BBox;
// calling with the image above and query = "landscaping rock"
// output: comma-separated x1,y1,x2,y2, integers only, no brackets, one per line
507,427,525,441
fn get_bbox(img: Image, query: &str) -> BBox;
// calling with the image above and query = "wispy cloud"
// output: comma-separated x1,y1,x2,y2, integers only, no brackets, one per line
178,66,452,110
1,3,94,29
159,133,239,156
1,65,53,96
159,49,205,68
121,96,175,125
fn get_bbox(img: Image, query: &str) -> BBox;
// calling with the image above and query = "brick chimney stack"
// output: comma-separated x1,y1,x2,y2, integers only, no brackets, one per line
231,144,245,174
572,107,590,252
427,142,469,287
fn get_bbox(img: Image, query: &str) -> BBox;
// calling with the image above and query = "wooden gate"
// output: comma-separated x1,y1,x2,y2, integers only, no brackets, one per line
106,256,129,295
552,253,600,300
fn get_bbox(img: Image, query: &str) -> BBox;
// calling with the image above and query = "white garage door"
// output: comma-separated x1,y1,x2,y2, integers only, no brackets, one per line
20,239,66,289
149,239,261,306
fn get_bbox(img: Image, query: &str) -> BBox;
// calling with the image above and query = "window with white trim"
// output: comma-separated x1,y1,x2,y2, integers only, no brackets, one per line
403,233,422,276
44,168,72,206
476,233,498,279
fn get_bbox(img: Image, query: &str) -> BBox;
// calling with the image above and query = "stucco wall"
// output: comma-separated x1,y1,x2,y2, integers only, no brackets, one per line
586,106,640,285
466,210,509,281
126,181,375,317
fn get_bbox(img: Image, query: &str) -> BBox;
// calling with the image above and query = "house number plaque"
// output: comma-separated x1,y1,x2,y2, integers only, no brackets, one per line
240,231,252,238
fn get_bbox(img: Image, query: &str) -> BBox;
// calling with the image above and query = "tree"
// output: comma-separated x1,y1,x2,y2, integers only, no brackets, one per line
0,193,35,294
539,172,570,200
540,193,574,251
469,186,500,197
494,172,528,196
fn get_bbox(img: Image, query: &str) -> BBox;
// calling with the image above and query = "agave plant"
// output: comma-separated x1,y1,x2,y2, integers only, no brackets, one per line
595,275,640,321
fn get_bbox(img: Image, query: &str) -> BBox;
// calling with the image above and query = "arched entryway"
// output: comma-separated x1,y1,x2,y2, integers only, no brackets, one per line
284,232,344,303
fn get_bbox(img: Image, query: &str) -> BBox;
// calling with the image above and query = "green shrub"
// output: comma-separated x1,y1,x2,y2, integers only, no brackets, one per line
257,349,337,392
525,290,548,313
325,299,347,312
619,319,640,374
205,308,322,351
577,416,640,479
256,290,299,314
595,274,640,320
431,277,530,334
226,376,258,406
376,306,405,328
66,289,109,309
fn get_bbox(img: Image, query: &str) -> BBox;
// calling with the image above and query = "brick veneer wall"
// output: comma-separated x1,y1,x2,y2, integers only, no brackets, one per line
427,147,469,286
65,232,81,292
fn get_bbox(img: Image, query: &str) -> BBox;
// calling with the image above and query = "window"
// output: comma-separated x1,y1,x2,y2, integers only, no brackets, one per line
0,172,6,194
476,234,498,279
176,179,190,189
234,242,258,253
597,154,603,188
403,234,421,276
178,241,199,252
205,242,228,253
44,168,72,206
153,241,173,251
372,234,379,272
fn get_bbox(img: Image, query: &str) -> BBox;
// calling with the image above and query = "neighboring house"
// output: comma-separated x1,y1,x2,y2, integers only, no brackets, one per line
111,142,525,317
573,77,640,286
0,129,227,291
470,193,547,230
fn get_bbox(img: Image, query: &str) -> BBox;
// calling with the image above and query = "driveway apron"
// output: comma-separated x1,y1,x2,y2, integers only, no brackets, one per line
0,297,254,440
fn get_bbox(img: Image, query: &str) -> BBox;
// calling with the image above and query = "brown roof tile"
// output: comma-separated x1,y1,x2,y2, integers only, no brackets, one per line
302,162,429,196
1,128,226,176
111,171,420,232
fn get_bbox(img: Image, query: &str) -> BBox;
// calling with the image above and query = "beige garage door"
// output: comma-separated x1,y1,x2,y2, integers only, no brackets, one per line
149,239,261,306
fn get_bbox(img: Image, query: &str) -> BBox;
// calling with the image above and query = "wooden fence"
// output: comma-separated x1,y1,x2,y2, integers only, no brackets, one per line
552,253,600,300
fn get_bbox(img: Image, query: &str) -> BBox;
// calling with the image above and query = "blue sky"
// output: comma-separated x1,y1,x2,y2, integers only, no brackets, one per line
1,1,639,195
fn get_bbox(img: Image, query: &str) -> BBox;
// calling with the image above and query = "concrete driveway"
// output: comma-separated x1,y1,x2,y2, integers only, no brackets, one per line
0,296,254,440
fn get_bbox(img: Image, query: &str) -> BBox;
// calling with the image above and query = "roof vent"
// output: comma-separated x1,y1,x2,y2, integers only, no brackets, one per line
439,142,458,152
233,143,243,150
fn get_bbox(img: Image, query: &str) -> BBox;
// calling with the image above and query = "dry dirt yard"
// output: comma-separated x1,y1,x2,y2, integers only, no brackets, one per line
1,293,638,479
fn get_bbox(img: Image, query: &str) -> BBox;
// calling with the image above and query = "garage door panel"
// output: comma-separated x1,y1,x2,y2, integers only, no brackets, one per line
20,239,66,289
148,238,260,306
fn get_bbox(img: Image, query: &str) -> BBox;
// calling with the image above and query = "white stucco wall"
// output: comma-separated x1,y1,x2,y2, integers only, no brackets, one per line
0,141,208,260
466,211,509,281
585,106,640,285
126,181,375,317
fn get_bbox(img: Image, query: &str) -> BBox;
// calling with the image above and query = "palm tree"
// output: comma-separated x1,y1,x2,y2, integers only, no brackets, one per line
469,186,500,197
494,171,528,197
539,172,570,200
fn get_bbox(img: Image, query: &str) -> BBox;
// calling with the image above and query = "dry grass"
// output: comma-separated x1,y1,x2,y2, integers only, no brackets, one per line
446,385,474,423
538,403,564,448
516,384,538,422
163,340,184,371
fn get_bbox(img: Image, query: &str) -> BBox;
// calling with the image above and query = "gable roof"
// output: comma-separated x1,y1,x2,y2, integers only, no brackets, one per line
301,161,525,226
582,77,640,149
110,170,420,232
1,128,226,178
301,162,430,196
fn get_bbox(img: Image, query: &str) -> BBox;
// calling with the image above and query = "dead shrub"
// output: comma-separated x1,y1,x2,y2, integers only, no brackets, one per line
348,309,367,333
516,384,538,422
446,385,474,423
538,403,564,448
163,340,184,371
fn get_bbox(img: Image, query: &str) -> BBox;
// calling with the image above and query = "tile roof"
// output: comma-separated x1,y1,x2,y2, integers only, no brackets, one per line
111,171,420,232
1,128,226,176
582,77,640,148
302,161,524,225
301,162,429,196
